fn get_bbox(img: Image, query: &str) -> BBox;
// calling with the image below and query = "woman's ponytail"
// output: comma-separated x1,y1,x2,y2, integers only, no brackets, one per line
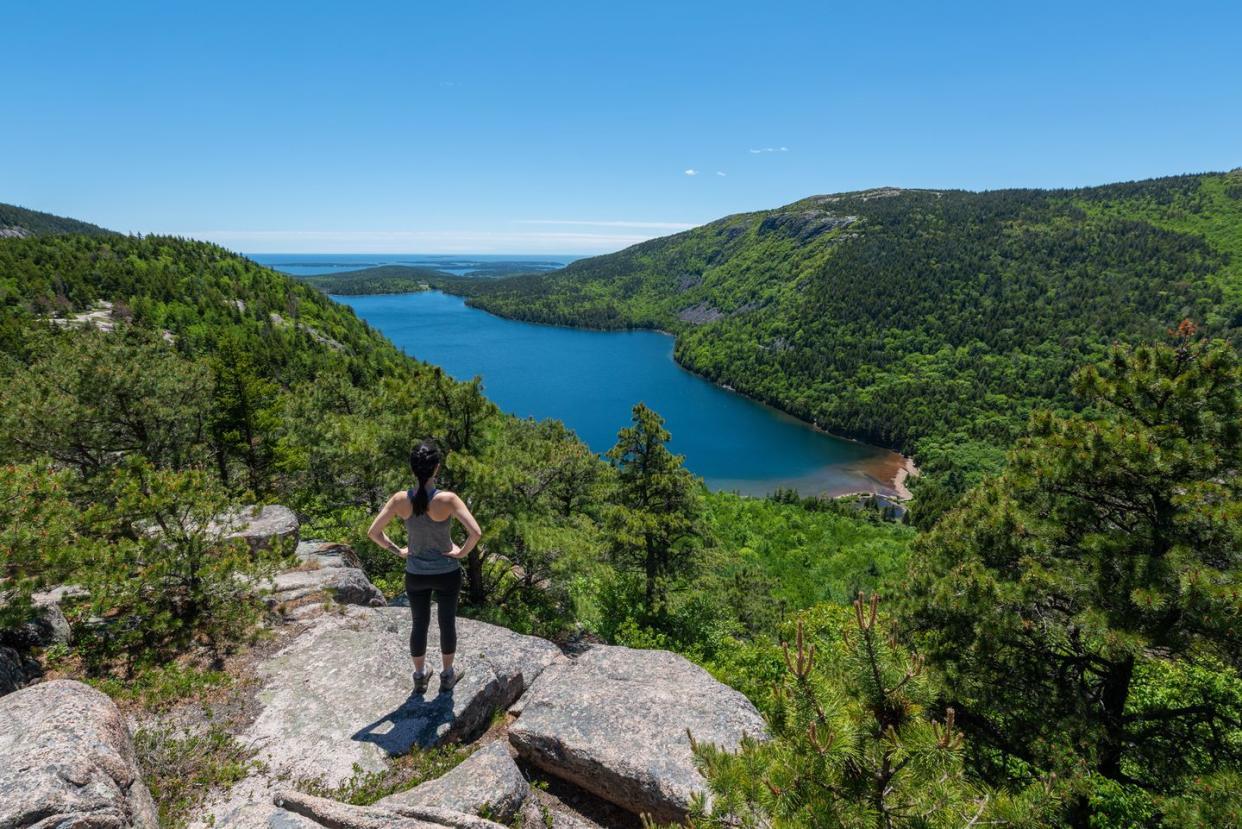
408,440,442,516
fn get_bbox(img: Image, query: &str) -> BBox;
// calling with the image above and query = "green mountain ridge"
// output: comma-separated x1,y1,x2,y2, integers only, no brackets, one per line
0,203,114,238
446,170,1242,483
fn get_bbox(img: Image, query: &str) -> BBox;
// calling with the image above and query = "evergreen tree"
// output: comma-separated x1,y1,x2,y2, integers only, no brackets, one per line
661,596,1056,829
0,327,210,475
605,403,703,614
209,337,279,494
0,461,77,633
903,324,1242,821
76,458,278,672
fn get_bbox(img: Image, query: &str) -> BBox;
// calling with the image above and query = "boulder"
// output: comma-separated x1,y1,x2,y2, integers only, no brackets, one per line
508,644,767,823
295,540,363,569
0,645,40,696
32,583,91,605
214,504,300,552
267,567,386,609
26,599,72,646
375,741,529,822
0,679,158,828
0,585,80,648
193,606,561,828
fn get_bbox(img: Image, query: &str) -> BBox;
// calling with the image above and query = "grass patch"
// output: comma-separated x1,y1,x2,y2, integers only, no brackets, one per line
295,744,475,806
133,724,260,829
88,662,232,711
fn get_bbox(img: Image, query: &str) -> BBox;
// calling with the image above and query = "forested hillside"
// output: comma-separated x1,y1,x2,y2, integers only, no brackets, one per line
449,171,1242,491
0,203,114,238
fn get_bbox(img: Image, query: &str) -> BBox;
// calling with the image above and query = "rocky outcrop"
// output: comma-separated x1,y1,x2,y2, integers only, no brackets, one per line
375,742,529,822
267,566,386,611
0,679,158,828
26,596,72,646
295,540,363,570
676,301,724,325
32,583,91,605
508,644,767,822
194,606,561,828
674,273,702,292
758,210,856,242
264,540,383,616
213,504,300,552
0,645,40,696
246,607,560,781
0,598,71,650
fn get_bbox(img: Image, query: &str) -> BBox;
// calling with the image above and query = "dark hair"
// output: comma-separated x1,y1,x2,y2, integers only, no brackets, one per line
408,440,442,516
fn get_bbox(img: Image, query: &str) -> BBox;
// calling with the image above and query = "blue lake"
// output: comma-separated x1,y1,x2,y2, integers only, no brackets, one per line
326,290,907,497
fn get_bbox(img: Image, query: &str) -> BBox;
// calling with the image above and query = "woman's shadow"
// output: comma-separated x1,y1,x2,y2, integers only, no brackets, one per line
351,685,458,755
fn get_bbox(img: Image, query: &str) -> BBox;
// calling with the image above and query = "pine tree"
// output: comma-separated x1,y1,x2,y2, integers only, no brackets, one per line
605,403,703,614
209,337,279,495
0,461,77,632
660,596,1056,828
903,324,1242,820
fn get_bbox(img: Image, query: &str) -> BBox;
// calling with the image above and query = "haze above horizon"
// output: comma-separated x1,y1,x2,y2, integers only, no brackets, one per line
4,1,1240,254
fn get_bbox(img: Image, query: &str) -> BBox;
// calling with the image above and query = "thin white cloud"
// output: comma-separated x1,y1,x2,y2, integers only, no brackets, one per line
748,146,789,154
515,219,698,230
684,168,698,176
716,171,727,177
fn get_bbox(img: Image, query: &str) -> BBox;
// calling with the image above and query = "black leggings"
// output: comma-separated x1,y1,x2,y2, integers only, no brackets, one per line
404,569,463,658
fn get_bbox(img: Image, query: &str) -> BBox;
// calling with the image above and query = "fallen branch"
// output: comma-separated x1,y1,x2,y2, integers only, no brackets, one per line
273,790,509,829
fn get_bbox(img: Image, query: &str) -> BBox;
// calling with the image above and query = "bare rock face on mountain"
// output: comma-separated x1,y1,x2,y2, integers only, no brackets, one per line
0,679,158,828
508,644,767,823
375,741,529,822
195,606,560,828
758,209,856,242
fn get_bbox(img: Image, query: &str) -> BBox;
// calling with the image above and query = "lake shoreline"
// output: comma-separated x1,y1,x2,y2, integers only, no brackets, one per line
443,292,921,500
329,287,917,501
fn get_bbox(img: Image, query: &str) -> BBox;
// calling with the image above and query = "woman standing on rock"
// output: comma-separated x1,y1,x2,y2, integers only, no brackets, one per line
368,440,482,694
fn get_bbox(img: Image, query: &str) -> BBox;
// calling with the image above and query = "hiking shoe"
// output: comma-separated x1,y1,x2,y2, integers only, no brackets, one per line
413,669,430,694
439,665,466,692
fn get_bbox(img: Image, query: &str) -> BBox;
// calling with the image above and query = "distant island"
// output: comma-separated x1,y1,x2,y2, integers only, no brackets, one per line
297,265,454,295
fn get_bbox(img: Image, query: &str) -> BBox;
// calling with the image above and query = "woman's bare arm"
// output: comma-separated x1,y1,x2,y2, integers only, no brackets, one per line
367,493,407,558
443,493,482,559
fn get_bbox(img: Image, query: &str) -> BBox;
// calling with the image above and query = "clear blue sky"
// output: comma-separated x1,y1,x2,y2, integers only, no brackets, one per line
4,1,1239,253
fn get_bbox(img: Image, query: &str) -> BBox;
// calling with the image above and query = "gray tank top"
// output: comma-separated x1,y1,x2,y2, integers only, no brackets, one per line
403,487,459,575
